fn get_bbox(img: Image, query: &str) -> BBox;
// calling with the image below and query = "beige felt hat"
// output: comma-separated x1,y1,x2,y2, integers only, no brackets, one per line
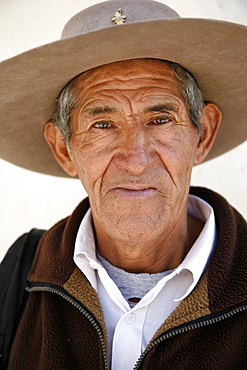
0,0,246,177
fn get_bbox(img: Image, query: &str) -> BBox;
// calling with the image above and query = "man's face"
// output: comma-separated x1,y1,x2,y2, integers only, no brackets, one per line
68,59,201,243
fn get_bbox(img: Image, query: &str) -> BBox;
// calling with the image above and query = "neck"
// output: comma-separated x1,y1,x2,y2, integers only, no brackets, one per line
94,214,204,274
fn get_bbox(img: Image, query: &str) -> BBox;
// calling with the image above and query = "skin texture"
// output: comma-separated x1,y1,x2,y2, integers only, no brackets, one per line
44,59,221,273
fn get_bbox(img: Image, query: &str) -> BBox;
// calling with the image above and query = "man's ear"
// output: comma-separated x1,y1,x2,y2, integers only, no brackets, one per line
194,103,222,165
44,121,78,177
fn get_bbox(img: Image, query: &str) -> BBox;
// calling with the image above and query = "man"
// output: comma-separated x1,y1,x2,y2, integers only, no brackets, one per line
0,0,246,369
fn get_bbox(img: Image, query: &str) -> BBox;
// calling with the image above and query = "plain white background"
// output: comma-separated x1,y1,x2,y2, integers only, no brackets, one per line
0,0,246,261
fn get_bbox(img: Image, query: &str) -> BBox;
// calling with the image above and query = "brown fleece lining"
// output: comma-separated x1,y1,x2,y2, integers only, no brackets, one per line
63,267,108,356
149,271,210,345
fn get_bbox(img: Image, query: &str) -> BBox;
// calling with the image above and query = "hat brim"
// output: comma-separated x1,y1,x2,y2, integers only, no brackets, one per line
0,18,246,176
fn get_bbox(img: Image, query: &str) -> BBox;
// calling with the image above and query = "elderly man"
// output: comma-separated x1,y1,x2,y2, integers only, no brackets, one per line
0,1,246,369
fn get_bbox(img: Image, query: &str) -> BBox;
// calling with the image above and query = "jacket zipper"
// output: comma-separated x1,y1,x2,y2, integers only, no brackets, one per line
133,303,247,369
26,284,109,370
27,284,246,370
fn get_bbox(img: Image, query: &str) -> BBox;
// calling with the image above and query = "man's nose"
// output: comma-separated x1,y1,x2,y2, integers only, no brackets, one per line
112,125,158,176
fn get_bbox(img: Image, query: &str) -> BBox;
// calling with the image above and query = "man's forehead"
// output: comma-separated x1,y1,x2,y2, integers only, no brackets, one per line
75,58,177,85
70,59,186,114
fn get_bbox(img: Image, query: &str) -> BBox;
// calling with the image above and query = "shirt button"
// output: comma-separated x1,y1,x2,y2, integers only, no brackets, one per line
126,313,135,324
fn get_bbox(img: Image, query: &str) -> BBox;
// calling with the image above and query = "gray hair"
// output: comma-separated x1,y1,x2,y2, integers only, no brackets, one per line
52,60,205,145
52,76,79,147
166,61,204,136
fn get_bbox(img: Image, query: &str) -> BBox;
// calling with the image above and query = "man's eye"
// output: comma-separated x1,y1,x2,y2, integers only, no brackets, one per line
148,117,171,125
93,121,112,129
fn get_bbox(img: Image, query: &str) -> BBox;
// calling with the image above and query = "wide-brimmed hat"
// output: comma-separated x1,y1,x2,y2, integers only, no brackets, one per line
0,0,246,177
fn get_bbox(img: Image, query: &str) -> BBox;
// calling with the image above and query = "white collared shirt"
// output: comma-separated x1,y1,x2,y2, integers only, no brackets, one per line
74,195,216,369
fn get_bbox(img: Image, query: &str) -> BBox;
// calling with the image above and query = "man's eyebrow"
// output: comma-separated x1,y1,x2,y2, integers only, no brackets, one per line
82,106,117,115
144,103,179,113
82,103,179,115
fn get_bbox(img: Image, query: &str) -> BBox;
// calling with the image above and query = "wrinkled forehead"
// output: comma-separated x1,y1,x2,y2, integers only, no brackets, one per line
75,58,179,86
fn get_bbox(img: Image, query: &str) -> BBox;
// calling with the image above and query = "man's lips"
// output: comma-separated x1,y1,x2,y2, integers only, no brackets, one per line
111,184,158,198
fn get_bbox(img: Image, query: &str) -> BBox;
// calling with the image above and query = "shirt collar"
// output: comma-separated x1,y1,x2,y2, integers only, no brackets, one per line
73,208,99,290
74,194,216,299
172,194,217,300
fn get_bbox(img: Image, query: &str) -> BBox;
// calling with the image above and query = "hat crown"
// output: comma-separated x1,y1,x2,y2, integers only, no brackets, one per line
62,0,180,38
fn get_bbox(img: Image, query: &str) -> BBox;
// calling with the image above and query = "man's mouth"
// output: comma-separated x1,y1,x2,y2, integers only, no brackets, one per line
112,184,157,198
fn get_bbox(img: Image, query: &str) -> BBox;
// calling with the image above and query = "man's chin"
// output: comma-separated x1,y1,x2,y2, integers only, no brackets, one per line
102,213,164,244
